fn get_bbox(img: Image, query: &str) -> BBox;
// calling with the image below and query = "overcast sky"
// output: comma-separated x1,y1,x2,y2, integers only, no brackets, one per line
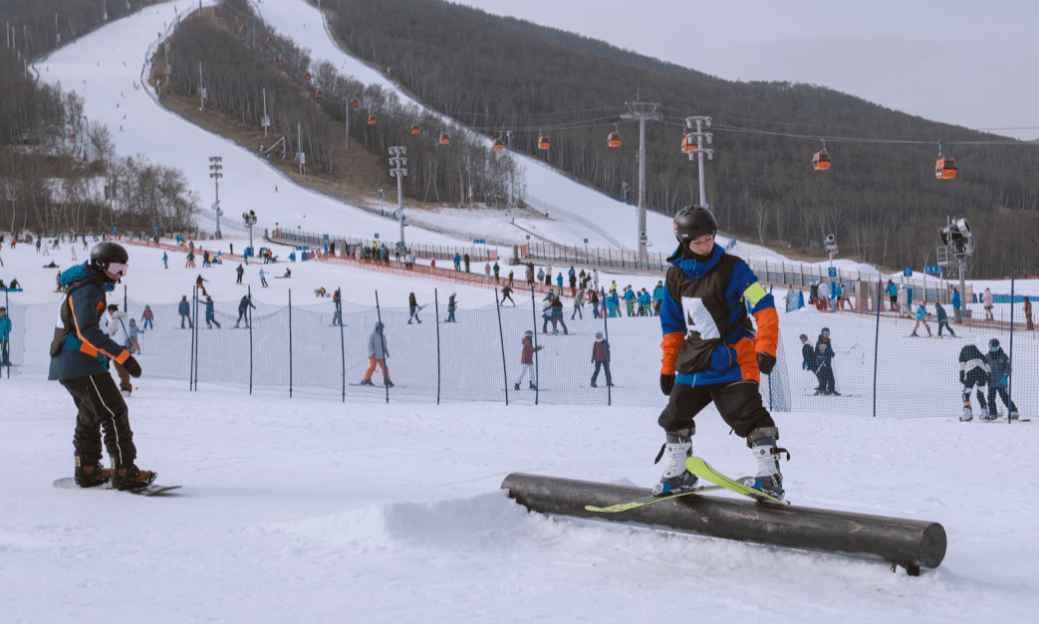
455,0,1038,141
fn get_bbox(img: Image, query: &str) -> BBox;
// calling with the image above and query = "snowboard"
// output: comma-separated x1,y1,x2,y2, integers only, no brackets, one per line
685,457,789,505
584,483,730,514
53,477,180,496
349,383,401,388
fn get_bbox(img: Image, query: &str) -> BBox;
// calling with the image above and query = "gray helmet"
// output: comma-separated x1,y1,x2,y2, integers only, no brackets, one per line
989,338,1000,351
375,322,384,330
673,205,718,243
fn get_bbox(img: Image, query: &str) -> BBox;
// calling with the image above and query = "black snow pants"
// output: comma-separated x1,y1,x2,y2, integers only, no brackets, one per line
61,373,137,467
658,380,775,439
962,369,988,411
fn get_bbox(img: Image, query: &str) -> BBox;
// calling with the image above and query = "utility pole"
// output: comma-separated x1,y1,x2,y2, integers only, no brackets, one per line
55,14,59,45
262,87,268,138
684,116,714,207
209,156,223,238
389,146,408,247
621,101,662,260
297,123,304,175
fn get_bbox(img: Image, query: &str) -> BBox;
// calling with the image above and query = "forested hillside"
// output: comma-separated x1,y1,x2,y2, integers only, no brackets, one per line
320,0,1039,277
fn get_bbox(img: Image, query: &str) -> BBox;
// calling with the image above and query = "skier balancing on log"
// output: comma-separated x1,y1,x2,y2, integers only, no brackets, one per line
654,205,789,500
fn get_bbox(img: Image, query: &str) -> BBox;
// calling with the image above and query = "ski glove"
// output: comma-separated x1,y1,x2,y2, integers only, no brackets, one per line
660,373,675,396
757,352,776,375
123,355,142,378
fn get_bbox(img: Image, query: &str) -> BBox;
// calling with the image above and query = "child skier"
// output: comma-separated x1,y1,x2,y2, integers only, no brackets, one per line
514,329,542,390
654,205,786,500
911,302,932,337
590,332,612,387
986,339,1019,421
815,328,838,395
935,301,956,337
958,343,990,422
359,322,393,387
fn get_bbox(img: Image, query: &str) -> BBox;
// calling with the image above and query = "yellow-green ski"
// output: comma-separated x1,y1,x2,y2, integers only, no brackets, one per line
584,484,724,513
685,457,789,505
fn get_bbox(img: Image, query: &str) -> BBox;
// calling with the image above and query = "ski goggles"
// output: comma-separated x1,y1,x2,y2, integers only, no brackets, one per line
107,262,128,278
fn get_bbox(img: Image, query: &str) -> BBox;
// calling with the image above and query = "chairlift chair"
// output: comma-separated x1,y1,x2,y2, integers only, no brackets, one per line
303,72,311,81
368,115,378,126
236,17,242,23
350,99,359,109
439,132,450,145
267,37,274,45
410,124,421,135
537,135,550,150
315,90,324,99
274,58,281,66
681,135,697,153
241,26,247,34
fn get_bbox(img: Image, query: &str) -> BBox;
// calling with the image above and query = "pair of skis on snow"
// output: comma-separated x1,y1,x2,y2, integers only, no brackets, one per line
585,457,788,514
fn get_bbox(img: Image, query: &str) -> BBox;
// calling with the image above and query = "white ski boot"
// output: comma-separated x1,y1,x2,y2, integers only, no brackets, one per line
960,406,973,422
652,436,697,496
742,428,786,501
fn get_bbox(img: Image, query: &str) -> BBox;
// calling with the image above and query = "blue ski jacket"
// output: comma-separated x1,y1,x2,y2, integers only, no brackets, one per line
48,263,130,381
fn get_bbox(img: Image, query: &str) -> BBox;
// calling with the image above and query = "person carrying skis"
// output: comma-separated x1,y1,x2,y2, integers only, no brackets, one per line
911,301,932,337
590,331,612,387
986,339,1019,421
331,289,343,326
655,205,786,500
234,294,256,328
800,334,821,392
935,301,956,337
48,242,154,490
815,328,838,395
359,322,393,387
514,329,542,390
178,295,192,329
958,343,990,422
408,292,422,324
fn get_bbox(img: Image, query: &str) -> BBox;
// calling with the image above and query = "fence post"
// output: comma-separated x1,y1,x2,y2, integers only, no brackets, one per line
873,273,882,418
189,286,197,391
434,289,442,405
339,284,345,403
602,292,612,406
1009,275,1015,425
248,285,253,395
495,287,509,406
288,289,293,398
531,286,540,405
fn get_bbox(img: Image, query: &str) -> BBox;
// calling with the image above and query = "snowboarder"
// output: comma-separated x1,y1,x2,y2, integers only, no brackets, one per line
0,306,10,365
500,284,516,306
49,242,154,490
408,292,422,324
179,295,192,329
359,322,393,387
590,332,612,387
514,329,542,390
204,296,220,329
986,339,1019,421
234,294,255,328
196,274,209,297
935,301,956,337
331,289,343,326
127,319,143,354
958,343,990,422
815,328,838,395
655,205,785,500
911,301,932,337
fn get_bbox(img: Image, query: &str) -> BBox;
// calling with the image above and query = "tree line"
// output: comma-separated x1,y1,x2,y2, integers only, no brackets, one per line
319,0,1039,278
161,0,521,207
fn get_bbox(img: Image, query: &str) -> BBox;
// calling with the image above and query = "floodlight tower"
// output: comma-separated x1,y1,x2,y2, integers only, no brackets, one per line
208,156,223,238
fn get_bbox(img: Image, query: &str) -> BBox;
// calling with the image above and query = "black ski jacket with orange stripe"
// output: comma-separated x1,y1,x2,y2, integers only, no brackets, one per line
48,263,131,381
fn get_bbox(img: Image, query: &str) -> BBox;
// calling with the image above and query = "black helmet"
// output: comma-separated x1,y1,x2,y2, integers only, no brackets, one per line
989,338,1000,351
822,327,830,335
90,242,128,278
799,334,808,342
673,205,717,243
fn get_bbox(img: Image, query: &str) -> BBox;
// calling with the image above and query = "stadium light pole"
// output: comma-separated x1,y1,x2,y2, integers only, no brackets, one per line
622,102,662,260
209,156,223,238
389,146,408,248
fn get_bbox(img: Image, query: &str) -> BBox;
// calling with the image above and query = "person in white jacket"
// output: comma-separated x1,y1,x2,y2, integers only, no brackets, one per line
104,305,134,395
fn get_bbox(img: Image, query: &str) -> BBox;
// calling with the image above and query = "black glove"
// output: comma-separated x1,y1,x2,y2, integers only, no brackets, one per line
660,373,675,396
757,352,776,375
123,355,142,378
959,371,965,384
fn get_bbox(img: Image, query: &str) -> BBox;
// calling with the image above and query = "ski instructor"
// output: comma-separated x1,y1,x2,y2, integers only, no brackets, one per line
654,205,788,500
48,242,155,491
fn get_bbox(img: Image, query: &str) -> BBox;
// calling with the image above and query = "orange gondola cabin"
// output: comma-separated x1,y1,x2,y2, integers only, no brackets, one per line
537,135,551,150
410,124,421,135
812,151,831,171
492,138,505,151
681,136,697,153
368,115,377,126
236,17,242,23
439,133,450,145
936,156,957,180
241,26,247,34
303,72,311,81
607,132,621,148
274,58,281,66
267,37,274,45
315,90,323,99
350,99,359,109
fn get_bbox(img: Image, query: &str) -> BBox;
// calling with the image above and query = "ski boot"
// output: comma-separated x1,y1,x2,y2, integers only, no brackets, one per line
651,435,697,496
359,379,375,386
742,428,788,502
110,459,156,491
980,412,1000,422
514,383,521,391
384,380,395,388
960,406,973,422
1010,410,1020,421
74,454,111,487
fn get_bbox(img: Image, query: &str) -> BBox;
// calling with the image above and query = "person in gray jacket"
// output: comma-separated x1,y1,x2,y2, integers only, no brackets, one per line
359,322,393,387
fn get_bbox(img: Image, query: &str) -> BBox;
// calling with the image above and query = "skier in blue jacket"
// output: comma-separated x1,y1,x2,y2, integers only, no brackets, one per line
653,280,667,316
48,243,154,490
179,295,192,329
0,306,11,365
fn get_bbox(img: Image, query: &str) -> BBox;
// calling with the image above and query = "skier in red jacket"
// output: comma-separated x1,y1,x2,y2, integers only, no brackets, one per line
514,330,542,390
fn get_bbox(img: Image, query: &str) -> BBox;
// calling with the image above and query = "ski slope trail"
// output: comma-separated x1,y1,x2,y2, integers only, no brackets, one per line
37,1,465,245
257,0,691,253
